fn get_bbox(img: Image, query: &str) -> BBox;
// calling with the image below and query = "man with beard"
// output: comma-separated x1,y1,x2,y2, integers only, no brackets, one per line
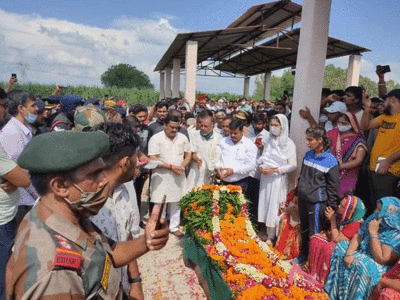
148,101,169,139
90,123,144,299
6,131,169,299
361,89,400,204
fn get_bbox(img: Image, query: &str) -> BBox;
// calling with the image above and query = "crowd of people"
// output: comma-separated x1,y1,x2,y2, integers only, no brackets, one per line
0,64,400,300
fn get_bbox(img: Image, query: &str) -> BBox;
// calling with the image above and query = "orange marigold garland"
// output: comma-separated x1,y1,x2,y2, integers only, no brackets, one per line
180,184,328,300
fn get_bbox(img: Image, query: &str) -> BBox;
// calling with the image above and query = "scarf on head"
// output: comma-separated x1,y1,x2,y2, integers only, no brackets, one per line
378,197,400,231
338,195,366,226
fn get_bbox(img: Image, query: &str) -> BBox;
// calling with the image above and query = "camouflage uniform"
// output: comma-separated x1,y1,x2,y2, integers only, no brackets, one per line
6,202,123,300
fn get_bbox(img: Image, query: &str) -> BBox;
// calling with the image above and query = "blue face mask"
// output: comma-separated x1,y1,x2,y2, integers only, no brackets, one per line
24,113,37,124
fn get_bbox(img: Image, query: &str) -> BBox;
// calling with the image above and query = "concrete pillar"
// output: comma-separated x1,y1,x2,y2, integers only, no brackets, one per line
243,77,250,98
290,0,332,184
165,67,172,98
184,40,198,108
263,72,272,101
159,72,165,100
172,58,181,98
346,54,361,87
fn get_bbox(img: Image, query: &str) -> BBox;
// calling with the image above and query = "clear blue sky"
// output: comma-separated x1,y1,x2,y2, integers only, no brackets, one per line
1,0,399,93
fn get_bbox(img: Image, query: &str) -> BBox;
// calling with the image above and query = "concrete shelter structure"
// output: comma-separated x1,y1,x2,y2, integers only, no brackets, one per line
155,0,370,174
155,0,369,106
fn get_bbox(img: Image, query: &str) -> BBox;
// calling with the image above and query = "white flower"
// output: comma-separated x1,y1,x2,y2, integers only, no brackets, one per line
216,242,227,254
220,186,229,193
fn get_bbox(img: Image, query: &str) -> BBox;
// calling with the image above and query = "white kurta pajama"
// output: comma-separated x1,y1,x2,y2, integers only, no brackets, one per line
186,130,222,191
258,114,297,239
148,131,191,231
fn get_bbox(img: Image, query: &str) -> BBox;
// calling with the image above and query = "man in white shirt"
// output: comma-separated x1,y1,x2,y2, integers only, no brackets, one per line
187,115,222,190
0,90,39,224
215,119,259,222
90,122,143,299
148,114,191,238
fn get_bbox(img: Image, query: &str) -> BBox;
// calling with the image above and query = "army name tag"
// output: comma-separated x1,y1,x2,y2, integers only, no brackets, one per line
100,254,112,290
54,248,82,269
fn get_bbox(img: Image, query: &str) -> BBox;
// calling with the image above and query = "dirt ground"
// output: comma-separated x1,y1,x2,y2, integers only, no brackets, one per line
137,179,207,300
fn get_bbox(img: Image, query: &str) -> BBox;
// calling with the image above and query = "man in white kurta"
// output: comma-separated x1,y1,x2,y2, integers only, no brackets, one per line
187,116,222,191
148,114,191,237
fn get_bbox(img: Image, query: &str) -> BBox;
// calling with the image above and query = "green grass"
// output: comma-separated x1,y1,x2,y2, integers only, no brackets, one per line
0,82,253,106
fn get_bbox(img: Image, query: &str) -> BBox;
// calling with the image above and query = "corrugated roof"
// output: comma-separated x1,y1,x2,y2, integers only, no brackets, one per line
228,0,301,30
154,26,269,72
214,28,371,76
154,1,302,72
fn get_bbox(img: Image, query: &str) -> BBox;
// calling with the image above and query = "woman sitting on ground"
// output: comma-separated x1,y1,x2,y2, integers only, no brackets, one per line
370,259,400,300
325,197,400,300
308,195,366,283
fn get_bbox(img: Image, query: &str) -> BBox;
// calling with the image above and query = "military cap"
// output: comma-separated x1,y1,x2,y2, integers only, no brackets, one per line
84,98,100,106
45,95,62,104
17,131,110,173
36,98,45,113
74,104,106,131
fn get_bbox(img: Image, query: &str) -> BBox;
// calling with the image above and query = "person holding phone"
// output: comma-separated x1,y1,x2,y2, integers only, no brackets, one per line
4,74,18,93
6,131,169,300
361,89,400,206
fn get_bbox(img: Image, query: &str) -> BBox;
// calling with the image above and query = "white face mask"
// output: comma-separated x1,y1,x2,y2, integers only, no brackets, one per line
337,124,352,132
319,114,329,123
270,126,282,136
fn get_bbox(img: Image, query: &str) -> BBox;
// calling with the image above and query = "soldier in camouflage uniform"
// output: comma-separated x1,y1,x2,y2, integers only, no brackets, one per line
6,131,169,299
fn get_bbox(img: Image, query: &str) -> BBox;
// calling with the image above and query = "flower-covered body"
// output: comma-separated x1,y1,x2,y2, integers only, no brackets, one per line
181,184,328,299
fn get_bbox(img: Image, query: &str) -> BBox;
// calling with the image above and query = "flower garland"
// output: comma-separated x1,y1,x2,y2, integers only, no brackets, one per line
182,184,328,299
210,186,326,296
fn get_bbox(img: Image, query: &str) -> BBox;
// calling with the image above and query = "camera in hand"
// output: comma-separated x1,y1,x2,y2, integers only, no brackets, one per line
11,73,17,78
381,65,391,74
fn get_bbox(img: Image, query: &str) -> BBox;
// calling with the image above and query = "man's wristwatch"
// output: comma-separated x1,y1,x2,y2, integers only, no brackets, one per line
128,274,142,283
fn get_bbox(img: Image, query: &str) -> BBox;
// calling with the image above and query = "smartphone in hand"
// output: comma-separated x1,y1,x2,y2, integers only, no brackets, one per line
155,195,167,230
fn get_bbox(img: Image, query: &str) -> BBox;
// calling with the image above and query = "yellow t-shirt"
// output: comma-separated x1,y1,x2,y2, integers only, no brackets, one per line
370,113,400,176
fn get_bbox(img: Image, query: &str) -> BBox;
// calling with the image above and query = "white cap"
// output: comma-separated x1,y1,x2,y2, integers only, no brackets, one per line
324,101,347,113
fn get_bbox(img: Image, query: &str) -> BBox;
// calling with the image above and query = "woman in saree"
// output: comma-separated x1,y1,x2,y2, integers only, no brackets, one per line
327,112,367,198
325,197,400,300
370,259,400,300
308,195,366,283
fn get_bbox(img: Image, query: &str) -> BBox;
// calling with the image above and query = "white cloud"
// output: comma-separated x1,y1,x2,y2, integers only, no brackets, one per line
0,9,180,87
1,8,399,97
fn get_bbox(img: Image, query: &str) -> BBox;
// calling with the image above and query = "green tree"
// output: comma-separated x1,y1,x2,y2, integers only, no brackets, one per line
101,63,154,89
253,64,396,101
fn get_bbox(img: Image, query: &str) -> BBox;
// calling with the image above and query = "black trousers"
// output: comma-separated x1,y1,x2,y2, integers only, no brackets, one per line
223,176,260,224
369,171,399,208
134,173,147,218
298,200,328,256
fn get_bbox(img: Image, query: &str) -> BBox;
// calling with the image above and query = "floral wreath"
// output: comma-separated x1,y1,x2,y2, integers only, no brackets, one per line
210,187,322,293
